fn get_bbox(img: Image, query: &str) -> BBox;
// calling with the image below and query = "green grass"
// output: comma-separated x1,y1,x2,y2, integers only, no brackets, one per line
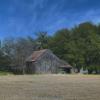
0,71,13,75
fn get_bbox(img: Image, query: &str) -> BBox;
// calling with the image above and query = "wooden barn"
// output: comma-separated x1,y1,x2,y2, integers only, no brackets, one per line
25,49,72,74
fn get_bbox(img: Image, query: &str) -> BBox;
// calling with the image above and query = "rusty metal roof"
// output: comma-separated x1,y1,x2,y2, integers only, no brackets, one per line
59,60,72,68
60,64,72,68
26,49,48,62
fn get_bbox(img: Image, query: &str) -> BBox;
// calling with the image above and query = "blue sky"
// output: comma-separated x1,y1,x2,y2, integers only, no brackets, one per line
0,0,100,40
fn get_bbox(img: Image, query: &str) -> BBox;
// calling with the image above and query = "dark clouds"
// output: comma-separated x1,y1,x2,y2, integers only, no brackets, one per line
0,0,100,39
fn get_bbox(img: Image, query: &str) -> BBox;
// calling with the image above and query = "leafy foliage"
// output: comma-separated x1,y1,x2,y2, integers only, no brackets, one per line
0,22,100,74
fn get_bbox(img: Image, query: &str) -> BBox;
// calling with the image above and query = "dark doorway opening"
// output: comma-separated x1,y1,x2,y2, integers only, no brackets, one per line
26,62,35,74
59,67,71,74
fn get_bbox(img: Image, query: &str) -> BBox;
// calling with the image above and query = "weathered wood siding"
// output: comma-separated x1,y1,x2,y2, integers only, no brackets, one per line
26,62,36,74
34,50,60,74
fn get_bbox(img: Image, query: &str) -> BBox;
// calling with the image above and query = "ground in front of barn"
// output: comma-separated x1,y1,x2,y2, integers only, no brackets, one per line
0,74,100,100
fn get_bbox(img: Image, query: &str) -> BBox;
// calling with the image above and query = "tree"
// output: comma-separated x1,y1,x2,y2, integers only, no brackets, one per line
0,43,11,71
35,32,49,49
2,37,36,74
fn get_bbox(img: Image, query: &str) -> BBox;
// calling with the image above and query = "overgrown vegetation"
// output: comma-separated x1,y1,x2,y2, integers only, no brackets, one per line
0,22,100,74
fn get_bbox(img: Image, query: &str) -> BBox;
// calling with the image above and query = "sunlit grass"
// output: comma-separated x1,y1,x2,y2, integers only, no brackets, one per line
0,75,100,100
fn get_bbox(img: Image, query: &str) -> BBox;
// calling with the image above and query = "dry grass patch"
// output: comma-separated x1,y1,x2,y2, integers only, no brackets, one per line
0,74,100,100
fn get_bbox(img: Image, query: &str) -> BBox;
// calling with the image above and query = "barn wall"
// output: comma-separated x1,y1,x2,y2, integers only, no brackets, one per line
34,50,60,74
26,62,36,74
